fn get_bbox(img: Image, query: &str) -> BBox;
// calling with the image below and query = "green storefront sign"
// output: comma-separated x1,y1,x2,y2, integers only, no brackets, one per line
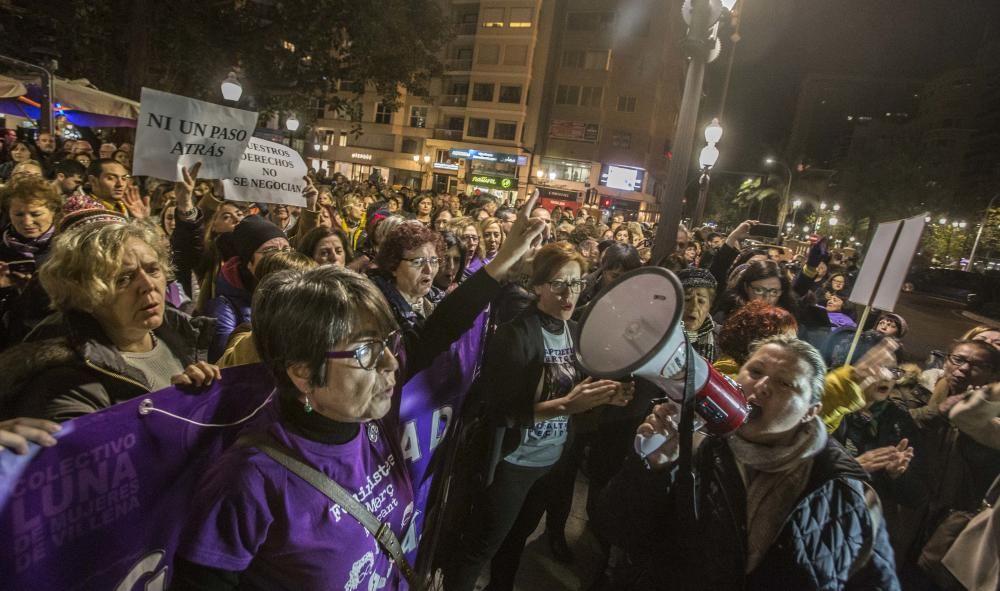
470,173,515,189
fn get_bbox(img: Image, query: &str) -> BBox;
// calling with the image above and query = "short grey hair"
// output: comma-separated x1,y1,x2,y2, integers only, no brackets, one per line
251,266,398,393
749,334,827,404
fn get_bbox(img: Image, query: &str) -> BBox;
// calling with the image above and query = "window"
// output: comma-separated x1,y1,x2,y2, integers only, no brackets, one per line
467,118,490,137
401,138,418,154
556,85,580,105
447,81,469,97
562,50,609,70
494,121,517,140
456,47,474,61
482,8,504,27
375,103,393,124
617,96,637,112
563,51,584,68
509,7,533,27
281,39,296,53
567,12,614,32
477,44,500,65
583,50,610,70
580,86,603,108
338,132,348,147
498,85,522,104
504,45,528,66
612,131,632,148
409,106,428,128
472,83,495,102
445,116,465,131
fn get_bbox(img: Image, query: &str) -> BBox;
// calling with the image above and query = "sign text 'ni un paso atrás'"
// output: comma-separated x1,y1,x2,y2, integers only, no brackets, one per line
132,88,258,182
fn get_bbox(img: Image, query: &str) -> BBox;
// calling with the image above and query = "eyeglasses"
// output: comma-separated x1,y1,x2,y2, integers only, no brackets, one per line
326,330,402,370
401,256,440,269
461,234,479,243
946,354,991,371
750,286,781,298
548,279,587,294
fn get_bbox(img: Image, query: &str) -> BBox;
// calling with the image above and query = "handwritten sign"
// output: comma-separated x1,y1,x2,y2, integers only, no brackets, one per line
132,88,258,181
222,138,308,206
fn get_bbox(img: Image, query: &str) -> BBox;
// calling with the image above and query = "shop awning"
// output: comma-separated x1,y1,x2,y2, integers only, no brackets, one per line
0,75,139,127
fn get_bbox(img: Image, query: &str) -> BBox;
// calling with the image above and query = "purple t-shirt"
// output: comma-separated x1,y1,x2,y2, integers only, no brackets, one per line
179,408,416,590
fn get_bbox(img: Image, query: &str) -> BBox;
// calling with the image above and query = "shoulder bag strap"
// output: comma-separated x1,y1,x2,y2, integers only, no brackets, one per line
240,434,422,589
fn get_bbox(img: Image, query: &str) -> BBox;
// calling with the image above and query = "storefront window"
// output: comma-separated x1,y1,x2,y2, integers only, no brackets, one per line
539,157,591,183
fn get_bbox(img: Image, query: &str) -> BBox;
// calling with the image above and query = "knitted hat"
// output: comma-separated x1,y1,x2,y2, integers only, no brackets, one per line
231,215,286,263
677,267,717,292
58,193,128,233
879,312,908,338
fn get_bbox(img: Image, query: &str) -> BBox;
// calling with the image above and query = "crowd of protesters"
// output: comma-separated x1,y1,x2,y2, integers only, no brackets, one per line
0,125,997,591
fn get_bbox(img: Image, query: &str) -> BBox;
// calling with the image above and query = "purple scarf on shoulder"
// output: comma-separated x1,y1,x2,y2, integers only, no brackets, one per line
3,225,55,259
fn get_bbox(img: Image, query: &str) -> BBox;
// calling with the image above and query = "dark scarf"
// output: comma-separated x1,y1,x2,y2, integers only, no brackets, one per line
371,273,423,331
3,225,54,259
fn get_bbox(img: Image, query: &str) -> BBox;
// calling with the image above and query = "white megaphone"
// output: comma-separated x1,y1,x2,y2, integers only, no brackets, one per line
575,267,749,453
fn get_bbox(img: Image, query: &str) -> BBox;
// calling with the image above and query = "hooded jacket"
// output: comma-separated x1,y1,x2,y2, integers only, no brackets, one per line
0,308,214,422
596,437,900,591
203,257,253,362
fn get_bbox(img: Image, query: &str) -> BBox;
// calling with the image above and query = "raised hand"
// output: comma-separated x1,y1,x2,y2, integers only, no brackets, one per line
303,175,318,211
123,184,151,219
174,161,203,218
726,220,759,249
484,189,546,280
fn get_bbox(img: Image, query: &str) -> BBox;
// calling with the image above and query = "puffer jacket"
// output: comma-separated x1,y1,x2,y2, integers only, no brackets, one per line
596,437,900,591
203,257,252,362
0,308,214,422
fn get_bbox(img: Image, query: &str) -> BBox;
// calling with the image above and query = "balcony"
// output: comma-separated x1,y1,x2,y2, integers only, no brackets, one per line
456,22,477,35
434,128,465,140
445,58,473,72
440,94,468,107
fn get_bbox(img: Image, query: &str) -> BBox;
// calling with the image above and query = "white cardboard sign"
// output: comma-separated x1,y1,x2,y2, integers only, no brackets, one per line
848,213,927,312
222,138,307,207
132,88,258,182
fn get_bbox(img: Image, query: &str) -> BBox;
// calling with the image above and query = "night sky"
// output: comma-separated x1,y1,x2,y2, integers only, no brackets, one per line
705,0,1000,171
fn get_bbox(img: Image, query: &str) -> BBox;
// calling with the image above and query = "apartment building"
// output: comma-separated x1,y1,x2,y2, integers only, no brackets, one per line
308,0,684,221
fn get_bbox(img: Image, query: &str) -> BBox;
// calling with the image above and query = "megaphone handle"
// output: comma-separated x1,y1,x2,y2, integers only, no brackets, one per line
676,339,699,524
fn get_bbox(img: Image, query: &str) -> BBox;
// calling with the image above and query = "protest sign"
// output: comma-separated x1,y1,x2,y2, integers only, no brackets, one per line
222,138,308,207
0,314,489,590
132,88,258,182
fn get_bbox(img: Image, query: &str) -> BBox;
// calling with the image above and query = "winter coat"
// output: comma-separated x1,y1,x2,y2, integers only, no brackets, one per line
203,257,253,362
0,308,214,422
0,230,53,349
596,437,900,591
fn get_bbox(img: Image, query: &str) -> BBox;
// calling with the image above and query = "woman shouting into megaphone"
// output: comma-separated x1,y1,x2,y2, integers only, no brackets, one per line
595,334,900,591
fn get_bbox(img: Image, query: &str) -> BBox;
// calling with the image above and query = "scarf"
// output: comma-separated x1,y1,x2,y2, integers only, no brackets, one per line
728,416,828,573
686,316,717,362
3,225,55,260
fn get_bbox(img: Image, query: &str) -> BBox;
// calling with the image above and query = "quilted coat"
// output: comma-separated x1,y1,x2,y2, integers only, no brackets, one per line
595,436,900,590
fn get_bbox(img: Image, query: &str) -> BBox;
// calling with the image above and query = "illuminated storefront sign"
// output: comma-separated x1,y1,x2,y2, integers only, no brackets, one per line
350,152,373,161
470,173,515,189
433,162,460,171
449,148,522,165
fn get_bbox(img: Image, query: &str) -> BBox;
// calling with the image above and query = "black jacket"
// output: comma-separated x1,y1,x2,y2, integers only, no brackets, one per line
597,437,900,591
0,308,215,422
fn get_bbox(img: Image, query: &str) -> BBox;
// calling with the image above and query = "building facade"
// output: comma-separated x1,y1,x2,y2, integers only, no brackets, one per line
306,0,685,221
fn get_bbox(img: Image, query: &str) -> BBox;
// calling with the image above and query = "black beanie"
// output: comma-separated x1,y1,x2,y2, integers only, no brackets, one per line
231,215,286,263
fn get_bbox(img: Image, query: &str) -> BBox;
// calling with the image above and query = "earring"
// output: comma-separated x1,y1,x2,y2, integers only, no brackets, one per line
303,396,314,414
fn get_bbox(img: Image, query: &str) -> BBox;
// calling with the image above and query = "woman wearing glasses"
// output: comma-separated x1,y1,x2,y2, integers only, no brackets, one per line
172,197,547,591
372,221,444,330
446,242,632,591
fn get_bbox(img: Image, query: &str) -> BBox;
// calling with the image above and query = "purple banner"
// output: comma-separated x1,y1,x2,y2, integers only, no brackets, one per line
0,312,489,590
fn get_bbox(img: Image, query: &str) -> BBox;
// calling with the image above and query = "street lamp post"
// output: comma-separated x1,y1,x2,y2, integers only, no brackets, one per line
651,0,731,264
966,193,999,272
693,118,722,226
765,157,793,229
790,198,802,229
220,72,243,103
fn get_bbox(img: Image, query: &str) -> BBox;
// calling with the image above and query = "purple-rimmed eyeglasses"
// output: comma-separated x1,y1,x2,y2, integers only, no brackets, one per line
326,330,402,370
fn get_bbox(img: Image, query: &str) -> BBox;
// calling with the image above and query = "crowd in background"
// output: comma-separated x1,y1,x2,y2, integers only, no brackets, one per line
0,125,997,591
